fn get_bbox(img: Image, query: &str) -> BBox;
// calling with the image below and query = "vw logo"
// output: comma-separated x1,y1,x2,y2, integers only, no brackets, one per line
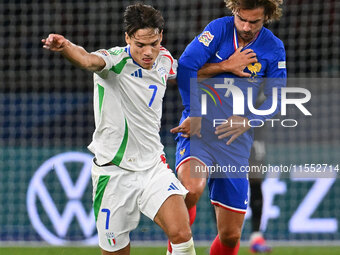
27,152,97,245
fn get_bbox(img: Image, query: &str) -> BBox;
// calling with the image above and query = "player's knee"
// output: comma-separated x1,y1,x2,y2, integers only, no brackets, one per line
186,188,202,205
184,180,205,206
172,230,192,244
168,225,192,244
219,230,241,247
189,181,205,196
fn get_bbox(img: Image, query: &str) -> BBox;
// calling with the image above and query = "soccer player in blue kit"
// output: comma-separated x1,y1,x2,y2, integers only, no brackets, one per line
170,1,286,254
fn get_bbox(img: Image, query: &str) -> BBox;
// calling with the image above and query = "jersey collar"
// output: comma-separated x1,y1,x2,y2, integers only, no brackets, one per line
126,45,142,68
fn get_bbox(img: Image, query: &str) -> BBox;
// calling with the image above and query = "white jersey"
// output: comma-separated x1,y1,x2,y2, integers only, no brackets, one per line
88,46,177,170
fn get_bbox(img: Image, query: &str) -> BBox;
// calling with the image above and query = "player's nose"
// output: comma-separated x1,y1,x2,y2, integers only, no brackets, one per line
143,45,153,56
243,22,251,32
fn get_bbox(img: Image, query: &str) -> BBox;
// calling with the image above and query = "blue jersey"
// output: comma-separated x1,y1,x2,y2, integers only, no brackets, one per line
177,16,287,158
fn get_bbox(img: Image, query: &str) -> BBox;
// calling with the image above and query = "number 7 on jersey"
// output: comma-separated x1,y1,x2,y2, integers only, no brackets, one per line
148,85,158,107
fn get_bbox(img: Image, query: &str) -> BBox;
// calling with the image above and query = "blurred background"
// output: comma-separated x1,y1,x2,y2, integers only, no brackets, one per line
0,0,339,247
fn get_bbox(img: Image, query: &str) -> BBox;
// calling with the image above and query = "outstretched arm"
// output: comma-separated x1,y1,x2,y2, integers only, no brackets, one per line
197,47,257,78
42,34,105,72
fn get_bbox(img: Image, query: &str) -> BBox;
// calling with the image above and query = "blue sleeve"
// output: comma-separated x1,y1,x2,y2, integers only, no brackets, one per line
246,44,287,123
178,19,225,116
177,64,196,113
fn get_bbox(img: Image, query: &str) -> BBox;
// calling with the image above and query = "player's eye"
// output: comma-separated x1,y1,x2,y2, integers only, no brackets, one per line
238,16,246,22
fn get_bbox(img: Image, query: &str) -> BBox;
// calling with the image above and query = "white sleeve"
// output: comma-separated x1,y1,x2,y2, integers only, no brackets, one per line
159,47,177,80
91,49,116,78
168,58,178,80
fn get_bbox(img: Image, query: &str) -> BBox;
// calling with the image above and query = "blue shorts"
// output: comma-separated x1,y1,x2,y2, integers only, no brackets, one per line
175,136,249,214
175,135,193,171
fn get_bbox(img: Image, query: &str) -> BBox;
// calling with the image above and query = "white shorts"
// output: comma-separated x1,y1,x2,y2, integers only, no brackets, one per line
91,156,188,252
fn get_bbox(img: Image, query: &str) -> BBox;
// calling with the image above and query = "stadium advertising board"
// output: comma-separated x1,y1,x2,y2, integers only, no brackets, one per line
19,151,339,244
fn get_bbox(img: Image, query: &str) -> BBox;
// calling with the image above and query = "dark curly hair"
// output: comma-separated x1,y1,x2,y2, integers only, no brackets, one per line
224,0,283,23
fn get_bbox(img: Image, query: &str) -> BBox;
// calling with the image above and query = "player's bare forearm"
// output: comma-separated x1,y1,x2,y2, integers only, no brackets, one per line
42,34,105,72
197,47,258,79
61,44,106,72
197,63,226,79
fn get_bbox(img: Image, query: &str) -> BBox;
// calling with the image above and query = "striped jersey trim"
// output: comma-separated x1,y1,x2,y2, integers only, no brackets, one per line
93,175,110,221
160,46,175,75
211,199,247,214
162,54,175,75
111,118,128,166
97,83,104,113
233,27,238,50
176,156,207,172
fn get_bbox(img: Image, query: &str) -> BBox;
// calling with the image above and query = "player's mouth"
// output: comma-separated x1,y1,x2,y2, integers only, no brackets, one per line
142,58,153,64
242,32,253,38
240,32,255,42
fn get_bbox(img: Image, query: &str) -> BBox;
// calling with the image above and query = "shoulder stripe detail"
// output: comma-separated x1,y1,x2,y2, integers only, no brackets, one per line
162,54,175,75
109,57,131,74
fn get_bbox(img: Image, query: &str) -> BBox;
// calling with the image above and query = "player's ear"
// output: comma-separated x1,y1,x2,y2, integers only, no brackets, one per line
125,32,131,45
264,16,269,24
159,30,163,44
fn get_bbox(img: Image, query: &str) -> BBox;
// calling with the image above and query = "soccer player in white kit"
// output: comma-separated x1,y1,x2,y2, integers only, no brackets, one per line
42,3,196,255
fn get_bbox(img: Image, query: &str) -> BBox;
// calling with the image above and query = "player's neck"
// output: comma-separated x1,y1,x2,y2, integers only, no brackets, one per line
237,31,260,48
237,36,252,48
238,38,248,48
